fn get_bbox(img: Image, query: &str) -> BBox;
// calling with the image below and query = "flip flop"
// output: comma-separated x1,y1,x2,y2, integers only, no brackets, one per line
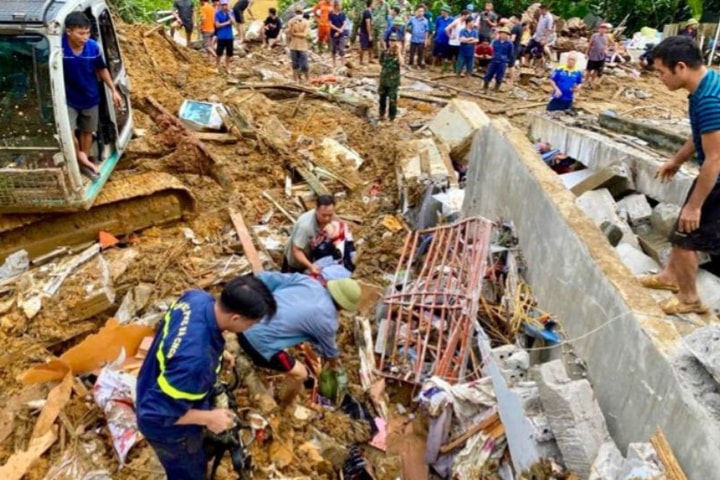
637,275,679,293
80,166,100,180
660,296,709,315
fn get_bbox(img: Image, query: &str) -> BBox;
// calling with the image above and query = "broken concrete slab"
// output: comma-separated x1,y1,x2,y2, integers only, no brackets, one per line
598,111,686,153
396,138,457,212
684,325,720,384
588,441,623,480
317,138,364,170
617,194,652,227
576,189,640,249
649,203,680,238
428,99,490,165
464,115,720,479
528,113,694,205
697,270,720,313
620,442,665,479
536,360,612,479
615,243,660,276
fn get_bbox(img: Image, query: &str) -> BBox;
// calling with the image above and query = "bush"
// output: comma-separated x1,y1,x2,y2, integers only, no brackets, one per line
109,0,171,23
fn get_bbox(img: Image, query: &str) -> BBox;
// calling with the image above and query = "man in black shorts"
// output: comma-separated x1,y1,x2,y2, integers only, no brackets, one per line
639,36,720,315
215,0,236,73
585,22,609,88
233,0,254,43
262,8,282,49
171,0,195,46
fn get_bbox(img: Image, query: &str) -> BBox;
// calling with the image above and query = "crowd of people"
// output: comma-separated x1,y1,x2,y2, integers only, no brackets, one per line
169,0,666,118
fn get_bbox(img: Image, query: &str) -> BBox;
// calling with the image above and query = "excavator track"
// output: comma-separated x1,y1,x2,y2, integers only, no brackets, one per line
0,172,196,262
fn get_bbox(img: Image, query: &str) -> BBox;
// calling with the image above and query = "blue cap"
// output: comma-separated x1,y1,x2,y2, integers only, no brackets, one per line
465,3,474,11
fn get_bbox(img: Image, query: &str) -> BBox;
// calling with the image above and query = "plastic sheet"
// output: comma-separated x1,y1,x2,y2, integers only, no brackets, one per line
92,351,141,466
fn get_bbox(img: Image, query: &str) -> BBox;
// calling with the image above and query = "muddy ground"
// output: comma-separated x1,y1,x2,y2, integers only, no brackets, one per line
0,21,690,480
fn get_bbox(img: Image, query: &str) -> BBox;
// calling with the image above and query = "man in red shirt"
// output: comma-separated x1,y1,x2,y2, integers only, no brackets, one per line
314,0,334,53
474,37,493,68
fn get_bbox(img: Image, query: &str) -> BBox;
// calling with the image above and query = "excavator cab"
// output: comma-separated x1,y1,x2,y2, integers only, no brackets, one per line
0,0,132,213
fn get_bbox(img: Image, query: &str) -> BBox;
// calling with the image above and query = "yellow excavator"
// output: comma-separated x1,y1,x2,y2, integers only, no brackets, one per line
0,0,194,261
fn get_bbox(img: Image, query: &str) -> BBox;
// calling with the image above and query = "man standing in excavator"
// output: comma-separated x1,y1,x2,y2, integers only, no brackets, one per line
136,275,277,479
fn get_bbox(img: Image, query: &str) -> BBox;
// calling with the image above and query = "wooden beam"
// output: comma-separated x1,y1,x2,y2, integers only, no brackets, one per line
143,95,232,189
261,192,297,223
439,412,500,454
195,132,239,144
651,429,688,480
294,165,331,196
399,91,449,105
228,208,263,274
404,74,504,103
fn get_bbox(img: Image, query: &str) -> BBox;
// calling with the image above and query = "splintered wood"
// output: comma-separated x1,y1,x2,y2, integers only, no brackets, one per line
377,217,493,384
650,429,688,480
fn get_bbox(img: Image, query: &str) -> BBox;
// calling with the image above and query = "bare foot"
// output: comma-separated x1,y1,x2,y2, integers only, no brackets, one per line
77,151,98,175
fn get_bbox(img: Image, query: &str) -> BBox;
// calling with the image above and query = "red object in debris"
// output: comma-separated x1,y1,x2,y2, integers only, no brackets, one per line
309,74,338,85
99,231,120,249
378,217,493,385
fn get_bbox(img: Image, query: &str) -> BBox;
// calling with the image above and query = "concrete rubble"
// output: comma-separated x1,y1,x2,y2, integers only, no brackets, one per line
0,15,706,480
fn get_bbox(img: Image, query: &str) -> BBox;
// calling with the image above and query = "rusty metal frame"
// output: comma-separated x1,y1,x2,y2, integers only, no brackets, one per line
377,216,493,385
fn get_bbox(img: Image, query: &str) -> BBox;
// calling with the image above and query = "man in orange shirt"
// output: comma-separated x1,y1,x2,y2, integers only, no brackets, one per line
199,0,216,58
314,0,334,53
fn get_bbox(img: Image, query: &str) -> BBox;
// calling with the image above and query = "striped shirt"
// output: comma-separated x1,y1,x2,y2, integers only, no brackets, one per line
689,69,720,168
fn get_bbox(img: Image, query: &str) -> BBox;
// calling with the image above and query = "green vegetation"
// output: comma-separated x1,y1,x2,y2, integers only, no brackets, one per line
109,0,714,35
109,0,172,23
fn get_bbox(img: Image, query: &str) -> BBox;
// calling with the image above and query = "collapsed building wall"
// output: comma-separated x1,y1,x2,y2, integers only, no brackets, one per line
461,116,720,478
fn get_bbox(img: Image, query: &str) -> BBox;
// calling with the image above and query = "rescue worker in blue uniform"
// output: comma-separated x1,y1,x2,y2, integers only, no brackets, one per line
136,275,277,480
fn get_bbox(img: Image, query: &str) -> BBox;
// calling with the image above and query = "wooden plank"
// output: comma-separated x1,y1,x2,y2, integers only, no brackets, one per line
228,208,263,274
399,91,449,105
261,192,297,223
195,132,239,144
144,95,232,189
404,74,504,103
292,93,306,117
439,412,500,454
651,429,688,480
294,166,331,196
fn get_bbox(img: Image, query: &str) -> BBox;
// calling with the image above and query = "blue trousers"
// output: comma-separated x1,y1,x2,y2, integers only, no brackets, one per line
455,52,474,75
146,433,207,480
547,98,573,111
484,60,507,85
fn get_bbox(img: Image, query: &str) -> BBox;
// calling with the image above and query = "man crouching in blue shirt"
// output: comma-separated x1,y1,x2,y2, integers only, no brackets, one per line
136,275,277,480
63,13,123,179
238,272,361,409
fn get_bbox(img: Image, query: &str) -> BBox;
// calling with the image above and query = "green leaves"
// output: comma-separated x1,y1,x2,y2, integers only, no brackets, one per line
688,0,703,20
108,0,169,23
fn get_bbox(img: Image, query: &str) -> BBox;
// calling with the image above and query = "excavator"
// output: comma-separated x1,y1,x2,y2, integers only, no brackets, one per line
0,0,195,262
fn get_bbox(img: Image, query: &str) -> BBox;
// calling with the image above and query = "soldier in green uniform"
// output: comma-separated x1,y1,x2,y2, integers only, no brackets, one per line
371,0,390,58
378,33,401,121
349,0,365,44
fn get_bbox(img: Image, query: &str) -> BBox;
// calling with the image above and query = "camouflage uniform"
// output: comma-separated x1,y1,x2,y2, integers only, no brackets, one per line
371,0,389,55
349,0,365,43
378,50,400,120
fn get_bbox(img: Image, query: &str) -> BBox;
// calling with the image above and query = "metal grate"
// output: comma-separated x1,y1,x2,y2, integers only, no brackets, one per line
0,167,70,209
377,216,493,385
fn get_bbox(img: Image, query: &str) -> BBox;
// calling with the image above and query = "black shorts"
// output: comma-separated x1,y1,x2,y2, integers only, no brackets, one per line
216,38,234,57
238,333,296,372
432,42,450,58
669,180,720,254
233,1,249,23
526,38,544,58
587,59,605,75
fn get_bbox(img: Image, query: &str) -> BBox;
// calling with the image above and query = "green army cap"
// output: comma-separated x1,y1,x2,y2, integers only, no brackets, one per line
440,4,451,11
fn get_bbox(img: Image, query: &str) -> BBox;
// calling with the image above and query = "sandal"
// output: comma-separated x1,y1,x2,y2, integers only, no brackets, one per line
637,275,679,293
660,296,709,315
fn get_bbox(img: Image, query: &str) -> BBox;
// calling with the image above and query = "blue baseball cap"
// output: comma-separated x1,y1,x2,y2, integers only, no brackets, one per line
465,3,475,11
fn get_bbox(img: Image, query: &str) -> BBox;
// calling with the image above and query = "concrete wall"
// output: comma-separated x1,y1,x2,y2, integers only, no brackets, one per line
462,117,720,478
528,114,694,206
